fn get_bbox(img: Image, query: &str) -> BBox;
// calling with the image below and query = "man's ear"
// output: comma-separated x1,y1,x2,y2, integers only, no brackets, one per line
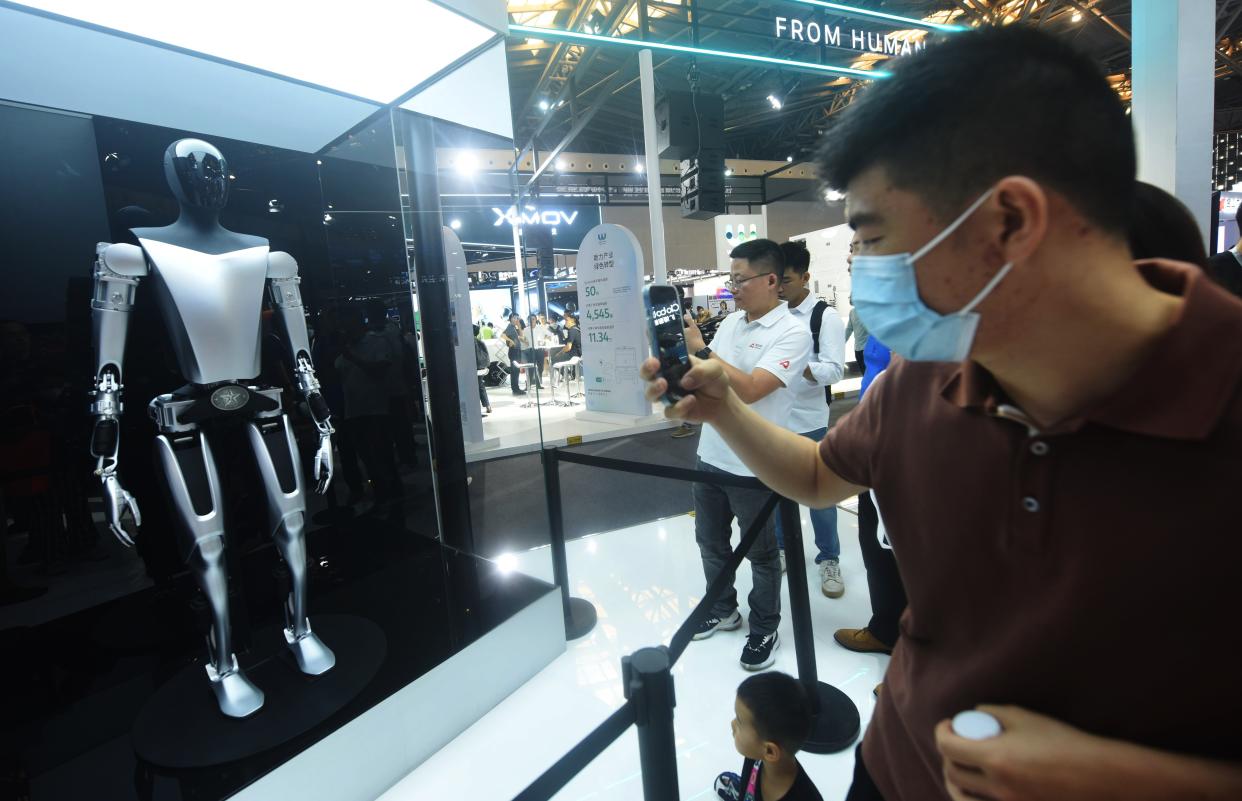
992,176,1048,265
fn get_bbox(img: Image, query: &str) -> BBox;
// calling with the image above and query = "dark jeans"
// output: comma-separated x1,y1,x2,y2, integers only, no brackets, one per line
508,347,524,392
858,491,906,647
844,745,885,801
692,458,782,636
855,349,866,375
477,376,490,410
523,347,544,383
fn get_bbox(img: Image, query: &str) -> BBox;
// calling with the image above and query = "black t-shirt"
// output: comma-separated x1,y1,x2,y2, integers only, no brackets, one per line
565,326,582,357
739,759,823,801
503,323,521,351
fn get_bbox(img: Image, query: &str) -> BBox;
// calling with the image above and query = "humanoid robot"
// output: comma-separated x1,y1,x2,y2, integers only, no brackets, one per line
89,139,336,718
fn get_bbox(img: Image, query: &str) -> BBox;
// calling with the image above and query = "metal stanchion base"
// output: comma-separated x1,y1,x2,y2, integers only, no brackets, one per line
565,596,598,640
801,681,862,754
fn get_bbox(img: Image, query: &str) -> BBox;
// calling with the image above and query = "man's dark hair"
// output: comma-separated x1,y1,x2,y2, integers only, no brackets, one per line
736,672,812,754
729,238,786,280
1129,182,1207,268
780,241,811,275
816,25,1134,234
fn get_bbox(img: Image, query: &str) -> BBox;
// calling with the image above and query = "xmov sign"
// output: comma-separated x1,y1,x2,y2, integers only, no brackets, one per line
491,205,581,227
774,18,927,56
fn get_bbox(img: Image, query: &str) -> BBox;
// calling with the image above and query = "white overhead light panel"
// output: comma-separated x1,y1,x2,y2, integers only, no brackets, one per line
13,0,496,103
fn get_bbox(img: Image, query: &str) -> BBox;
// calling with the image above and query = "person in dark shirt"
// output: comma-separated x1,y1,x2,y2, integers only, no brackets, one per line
715,673,824,801
550,312,581,364
501,312,527,396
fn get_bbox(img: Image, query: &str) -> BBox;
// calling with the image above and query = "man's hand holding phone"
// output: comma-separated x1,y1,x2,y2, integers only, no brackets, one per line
642,356,734,424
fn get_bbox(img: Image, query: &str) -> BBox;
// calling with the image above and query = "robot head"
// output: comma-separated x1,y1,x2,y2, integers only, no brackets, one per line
164,139,229,210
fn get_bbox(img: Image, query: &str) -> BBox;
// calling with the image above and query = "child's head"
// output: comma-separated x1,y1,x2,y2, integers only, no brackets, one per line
731,672,812,763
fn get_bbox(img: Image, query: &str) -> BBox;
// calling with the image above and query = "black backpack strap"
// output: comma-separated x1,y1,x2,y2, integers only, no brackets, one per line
809,300,828,355
809,300,832,404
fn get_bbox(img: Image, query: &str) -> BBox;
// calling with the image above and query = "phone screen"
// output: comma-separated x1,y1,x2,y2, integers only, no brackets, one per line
643,285,691,404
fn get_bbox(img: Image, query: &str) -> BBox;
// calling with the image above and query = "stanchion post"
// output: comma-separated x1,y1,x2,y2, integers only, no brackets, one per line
778,498,861,754
623,646,679,801
542,447,598,639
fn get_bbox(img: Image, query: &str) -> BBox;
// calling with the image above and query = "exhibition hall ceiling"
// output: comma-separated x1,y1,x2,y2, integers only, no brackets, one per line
505,0,1242,163
0,0,504,151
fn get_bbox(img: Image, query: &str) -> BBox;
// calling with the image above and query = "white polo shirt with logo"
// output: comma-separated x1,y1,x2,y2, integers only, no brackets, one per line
697,303,812,477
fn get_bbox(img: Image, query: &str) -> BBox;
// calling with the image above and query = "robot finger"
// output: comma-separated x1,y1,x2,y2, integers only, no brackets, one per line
111,522,136,548
125,492,143,527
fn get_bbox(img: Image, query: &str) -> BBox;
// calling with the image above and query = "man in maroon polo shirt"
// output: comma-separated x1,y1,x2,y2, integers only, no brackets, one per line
643,25,1242,801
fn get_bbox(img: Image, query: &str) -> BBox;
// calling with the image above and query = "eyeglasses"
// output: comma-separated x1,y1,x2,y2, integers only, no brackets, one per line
725,272,772,291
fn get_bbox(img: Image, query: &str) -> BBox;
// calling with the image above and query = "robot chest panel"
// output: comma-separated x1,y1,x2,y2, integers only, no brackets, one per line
141,240,270,383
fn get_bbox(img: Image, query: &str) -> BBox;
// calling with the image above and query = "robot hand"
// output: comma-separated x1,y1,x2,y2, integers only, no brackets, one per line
98,465,142,547
312,433,334,495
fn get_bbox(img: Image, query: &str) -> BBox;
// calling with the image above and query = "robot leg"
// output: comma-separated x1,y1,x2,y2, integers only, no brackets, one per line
154,431,264,718
247,415,335,676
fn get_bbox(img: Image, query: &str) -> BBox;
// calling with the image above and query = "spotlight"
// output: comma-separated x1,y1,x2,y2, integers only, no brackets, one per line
635,162,644,173
786,156,794,163
450,219,462,230
724,168,733,177
496,553,518,574
767,94,783,110
538,100,550,111
456,153,478,174
556,158,568,171
824,188,845,202
1071,10,1083,22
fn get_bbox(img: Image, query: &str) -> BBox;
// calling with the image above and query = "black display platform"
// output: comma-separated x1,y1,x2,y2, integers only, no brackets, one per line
132,614,386,768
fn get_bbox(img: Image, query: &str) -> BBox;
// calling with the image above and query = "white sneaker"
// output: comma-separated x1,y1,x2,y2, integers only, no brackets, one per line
819,559,844,598
779,549,786,574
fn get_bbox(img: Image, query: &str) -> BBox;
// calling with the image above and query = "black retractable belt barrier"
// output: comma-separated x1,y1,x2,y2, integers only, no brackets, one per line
529,445,860,801
623,647,679,801
778,498,861,753
557,449,764,490
542,448,598,639
511,700,637,801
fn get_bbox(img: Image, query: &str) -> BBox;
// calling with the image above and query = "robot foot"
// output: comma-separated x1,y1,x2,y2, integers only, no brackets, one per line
284,622,336,676
205,655,265,718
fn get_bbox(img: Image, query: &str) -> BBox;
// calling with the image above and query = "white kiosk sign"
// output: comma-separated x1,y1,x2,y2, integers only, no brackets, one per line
575,224,650,417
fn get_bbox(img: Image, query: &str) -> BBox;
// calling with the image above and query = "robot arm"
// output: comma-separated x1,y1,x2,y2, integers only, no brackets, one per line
267,252,334,494
90,243,145,545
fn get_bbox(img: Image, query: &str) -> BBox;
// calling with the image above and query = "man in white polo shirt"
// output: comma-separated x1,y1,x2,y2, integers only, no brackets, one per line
681,239,811,670
777,240,847,598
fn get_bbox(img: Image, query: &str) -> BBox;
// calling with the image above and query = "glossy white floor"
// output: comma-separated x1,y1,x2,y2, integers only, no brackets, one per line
379,502,883,801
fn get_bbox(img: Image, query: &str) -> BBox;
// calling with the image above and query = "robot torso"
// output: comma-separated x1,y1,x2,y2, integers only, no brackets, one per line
139,238,270,385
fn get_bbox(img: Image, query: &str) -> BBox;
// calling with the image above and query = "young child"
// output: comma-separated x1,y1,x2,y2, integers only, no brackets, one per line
716,672,824,801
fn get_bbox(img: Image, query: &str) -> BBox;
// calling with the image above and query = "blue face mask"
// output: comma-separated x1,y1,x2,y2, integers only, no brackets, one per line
850,188,1014,362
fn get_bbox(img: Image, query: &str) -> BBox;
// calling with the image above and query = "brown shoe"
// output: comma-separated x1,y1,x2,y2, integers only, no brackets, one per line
833,627,893,655
873,683,882,698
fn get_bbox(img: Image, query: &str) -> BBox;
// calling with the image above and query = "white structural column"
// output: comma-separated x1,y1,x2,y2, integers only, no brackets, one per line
1131,0,1215,243
639,49,669,283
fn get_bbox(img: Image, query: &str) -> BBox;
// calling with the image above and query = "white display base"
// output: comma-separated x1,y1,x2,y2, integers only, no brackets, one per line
464,436,501,455
573,409,665,426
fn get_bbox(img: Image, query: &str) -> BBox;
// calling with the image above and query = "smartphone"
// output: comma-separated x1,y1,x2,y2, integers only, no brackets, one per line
642,284,692,404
